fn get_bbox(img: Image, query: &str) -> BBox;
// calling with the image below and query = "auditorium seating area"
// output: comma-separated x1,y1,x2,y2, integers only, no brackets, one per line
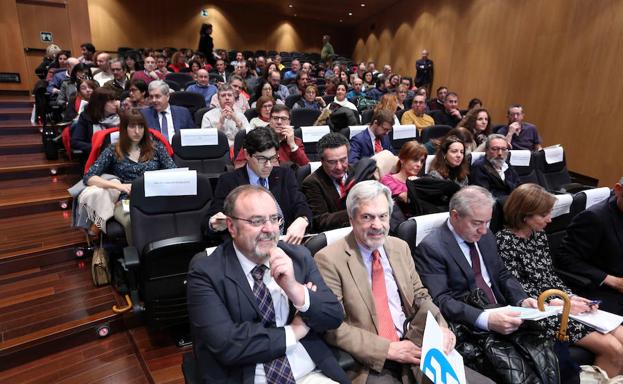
0,33,616,383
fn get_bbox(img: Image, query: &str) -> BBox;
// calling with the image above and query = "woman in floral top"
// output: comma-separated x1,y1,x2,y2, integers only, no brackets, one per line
80,109,176,243
497,183,623,377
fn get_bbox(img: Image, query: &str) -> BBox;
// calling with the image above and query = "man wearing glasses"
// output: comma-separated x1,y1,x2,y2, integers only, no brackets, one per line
470,134,521,200
302,133,352,232
205,127,312,244
400,94,434,131
103,59,129,99
188,184,349,384
233,105,309,168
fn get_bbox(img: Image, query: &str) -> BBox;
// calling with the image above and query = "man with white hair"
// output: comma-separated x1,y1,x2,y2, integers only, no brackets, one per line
140,80,195,141
316,181,493,384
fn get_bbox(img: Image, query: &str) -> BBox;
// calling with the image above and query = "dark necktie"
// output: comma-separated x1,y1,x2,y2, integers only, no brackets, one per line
374,136,383,153
371,250,399,341
160,111,169,141
259,177,268,189
465,242,497,305
251,265,296,384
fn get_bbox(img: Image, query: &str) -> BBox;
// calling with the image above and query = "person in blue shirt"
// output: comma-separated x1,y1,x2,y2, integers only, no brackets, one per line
185,69,217,106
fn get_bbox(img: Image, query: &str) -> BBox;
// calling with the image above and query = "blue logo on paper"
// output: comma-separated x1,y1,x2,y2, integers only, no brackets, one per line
421,348,460,384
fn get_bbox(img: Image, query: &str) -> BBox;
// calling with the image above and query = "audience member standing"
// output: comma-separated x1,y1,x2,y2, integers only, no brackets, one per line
197,23,215,66
415,49,434,96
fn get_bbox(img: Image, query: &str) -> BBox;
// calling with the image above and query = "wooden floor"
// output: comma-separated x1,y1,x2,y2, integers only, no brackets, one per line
0,97,187,383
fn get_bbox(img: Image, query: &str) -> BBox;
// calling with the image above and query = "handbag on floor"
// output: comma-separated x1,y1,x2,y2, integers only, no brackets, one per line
91,236,111,287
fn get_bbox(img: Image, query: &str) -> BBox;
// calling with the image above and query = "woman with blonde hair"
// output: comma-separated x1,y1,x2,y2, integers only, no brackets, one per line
498,183,623,378
374,93,400,125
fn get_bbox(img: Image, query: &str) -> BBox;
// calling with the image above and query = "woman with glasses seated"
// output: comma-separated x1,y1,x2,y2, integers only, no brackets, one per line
56,63,91,108
497,184,623,378
121,79,149,111
428,135,469,187
79,109,176,242
64,79,98,121
292,85,326,111
249,96,274,129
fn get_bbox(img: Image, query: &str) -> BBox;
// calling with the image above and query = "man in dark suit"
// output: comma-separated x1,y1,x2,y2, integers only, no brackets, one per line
302,133,352,232
349,109,394,164
140,80,195,142
416,186,550,382
416,185,536,331
470,134,521,200
431,91,462,127
206,127,312,244
557,177,623,315
187,184,349,384
414,49,434,96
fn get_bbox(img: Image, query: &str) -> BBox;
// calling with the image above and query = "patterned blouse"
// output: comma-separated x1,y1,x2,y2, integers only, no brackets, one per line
496,228,591,343
84,141,176,185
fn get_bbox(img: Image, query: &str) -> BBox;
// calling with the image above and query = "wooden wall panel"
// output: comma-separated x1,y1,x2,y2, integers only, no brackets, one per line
17,2,72,50
0,1,30,92
87,0,350,55
351,0,623,186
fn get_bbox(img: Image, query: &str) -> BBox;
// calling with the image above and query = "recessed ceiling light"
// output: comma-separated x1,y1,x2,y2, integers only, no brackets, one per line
294,13,297,16
339,19,343,22
361,3,366,6
288,4,293,7
348,11,353,16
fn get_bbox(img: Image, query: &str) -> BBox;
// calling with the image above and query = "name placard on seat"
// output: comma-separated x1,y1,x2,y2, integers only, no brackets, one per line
470,152,485,165
425,154,436,174
144,169,197,197
181,128,218,146
551,193,572,218
325,226,352,245
414,212,449,246
392,124,416,140
544,145,564,164
301,125,330,142
584,187,611,209
348,125,367,138
509,150,531,166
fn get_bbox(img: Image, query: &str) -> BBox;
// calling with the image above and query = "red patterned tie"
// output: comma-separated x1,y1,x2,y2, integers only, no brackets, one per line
465,242,497,305
337,178,346,198
374,137,383,153
371,250,398,341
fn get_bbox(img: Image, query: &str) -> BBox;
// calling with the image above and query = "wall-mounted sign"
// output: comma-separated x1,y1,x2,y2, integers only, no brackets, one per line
201,9,208,16
0,73,21,83
40,31,53,42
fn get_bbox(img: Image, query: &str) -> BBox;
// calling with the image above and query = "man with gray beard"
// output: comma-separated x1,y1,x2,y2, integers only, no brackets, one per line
187,184,348,384
470,134,521,200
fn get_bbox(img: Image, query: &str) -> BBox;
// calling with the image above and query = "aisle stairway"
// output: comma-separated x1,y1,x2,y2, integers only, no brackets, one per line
0,97,124,372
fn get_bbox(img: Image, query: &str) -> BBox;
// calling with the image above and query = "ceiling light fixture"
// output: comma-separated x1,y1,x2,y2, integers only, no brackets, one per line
361,3,366,7
288,4,293,7
348,11,353,16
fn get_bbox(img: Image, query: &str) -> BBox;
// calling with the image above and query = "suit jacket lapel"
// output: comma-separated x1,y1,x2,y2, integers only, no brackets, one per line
344,233,379,332
384,239,414,316
440,224,474,284
222,242,261,315
608,197,623,249
151,107,161,130
317,167,342,209
363,129,374,156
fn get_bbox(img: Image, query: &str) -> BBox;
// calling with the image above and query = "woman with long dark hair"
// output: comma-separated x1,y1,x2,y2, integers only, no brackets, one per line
458,107,492,148
80,109,176,242
71,87,120,155
428,135,469,187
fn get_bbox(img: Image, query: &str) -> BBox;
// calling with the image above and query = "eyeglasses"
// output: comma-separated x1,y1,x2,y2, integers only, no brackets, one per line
359,213,389,223
323,157,348,167
270,115,290,122
262,104,274,109
229,214,284,227
489,147,508,152
252,154,279,165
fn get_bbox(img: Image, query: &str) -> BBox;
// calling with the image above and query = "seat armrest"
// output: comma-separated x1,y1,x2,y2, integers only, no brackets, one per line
123,246,140,269
142,234,206,256
331,347,356,371
555,268,591,289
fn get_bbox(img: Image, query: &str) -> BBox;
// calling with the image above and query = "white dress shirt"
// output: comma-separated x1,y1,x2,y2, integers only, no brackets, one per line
357,242,407,339
233,244,315,383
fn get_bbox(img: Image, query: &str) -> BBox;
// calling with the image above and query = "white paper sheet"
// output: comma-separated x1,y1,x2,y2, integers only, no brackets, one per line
310,161,322,173
485,305,560,321
181,128,218,146
544,146,564,164
301,125,330,143
348,125,367,138
570,309,623,334
584,187,611,209
509,150,531,166
324,227,352,245
392,124,416,140
551,193,573,218
415,212,449,245
205,246,217,256
110,131,119,144
144,169,197,197
425,155,436,174
421,312,466,384
470,152,485,165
